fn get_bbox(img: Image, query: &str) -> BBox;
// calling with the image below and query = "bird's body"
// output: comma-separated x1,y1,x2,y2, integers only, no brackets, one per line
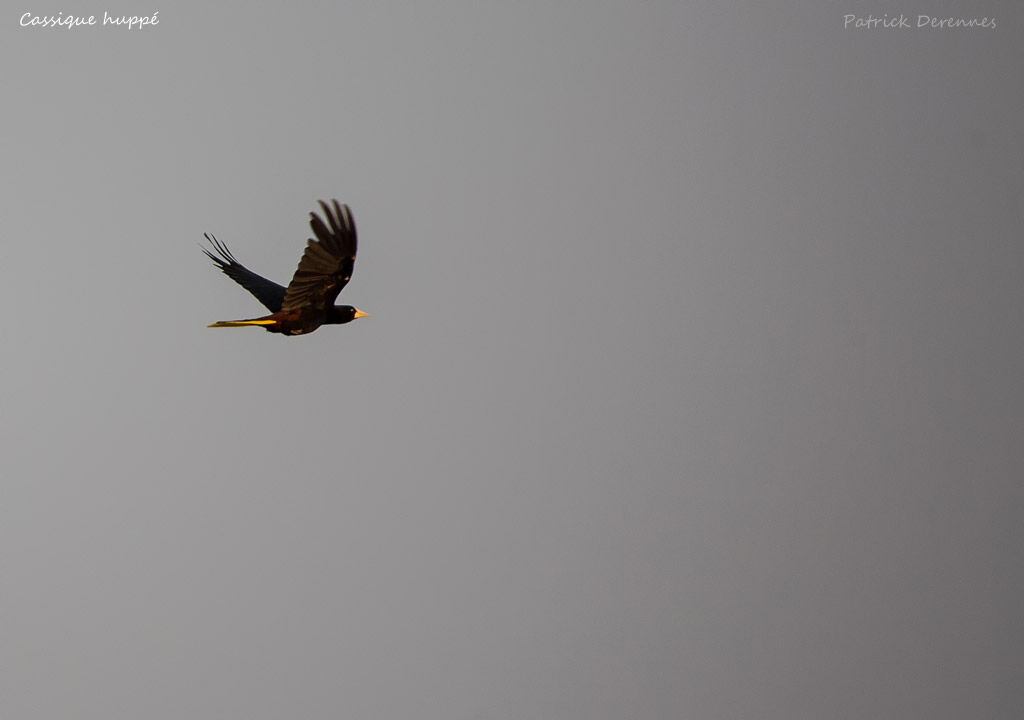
203,200,368,336
208,305,365,335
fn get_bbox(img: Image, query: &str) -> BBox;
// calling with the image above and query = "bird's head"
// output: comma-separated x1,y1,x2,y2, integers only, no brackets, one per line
329,305,370,324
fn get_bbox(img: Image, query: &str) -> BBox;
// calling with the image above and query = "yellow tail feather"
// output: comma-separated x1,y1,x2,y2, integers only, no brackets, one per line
207,319,277,328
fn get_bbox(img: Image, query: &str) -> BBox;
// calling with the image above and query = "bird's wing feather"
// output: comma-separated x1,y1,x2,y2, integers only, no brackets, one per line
202,234,287,313
280,200,357,312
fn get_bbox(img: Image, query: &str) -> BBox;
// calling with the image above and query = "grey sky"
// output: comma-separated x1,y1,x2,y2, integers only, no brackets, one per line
3,2,1022,718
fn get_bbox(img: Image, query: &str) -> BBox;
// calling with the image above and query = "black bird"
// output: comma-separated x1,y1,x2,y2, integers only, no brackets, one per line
203,200,368,336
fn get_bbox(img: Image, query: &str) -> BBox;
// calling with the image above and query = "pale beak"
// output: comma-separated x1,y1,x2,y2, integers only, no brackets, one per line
353,309,370,319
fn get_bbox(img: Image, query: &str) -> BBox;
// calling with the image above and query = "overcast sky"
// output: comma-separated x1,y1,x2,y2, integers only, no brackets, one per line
2,2,1022,718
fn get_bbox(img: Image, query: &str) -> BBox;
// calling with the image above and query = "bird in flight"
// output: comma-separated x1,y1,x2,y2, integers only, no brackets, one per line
203,199,368,336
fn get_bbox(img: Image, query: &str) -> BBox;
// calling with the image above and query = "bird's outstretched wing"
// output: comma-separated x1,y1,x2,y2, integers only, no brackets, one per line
280,200,357,312
202,234,287,313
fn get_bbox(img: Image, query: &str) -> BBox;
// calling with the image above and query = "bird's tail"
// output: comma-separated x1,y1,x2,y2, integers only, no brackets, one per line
207,319,277,328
